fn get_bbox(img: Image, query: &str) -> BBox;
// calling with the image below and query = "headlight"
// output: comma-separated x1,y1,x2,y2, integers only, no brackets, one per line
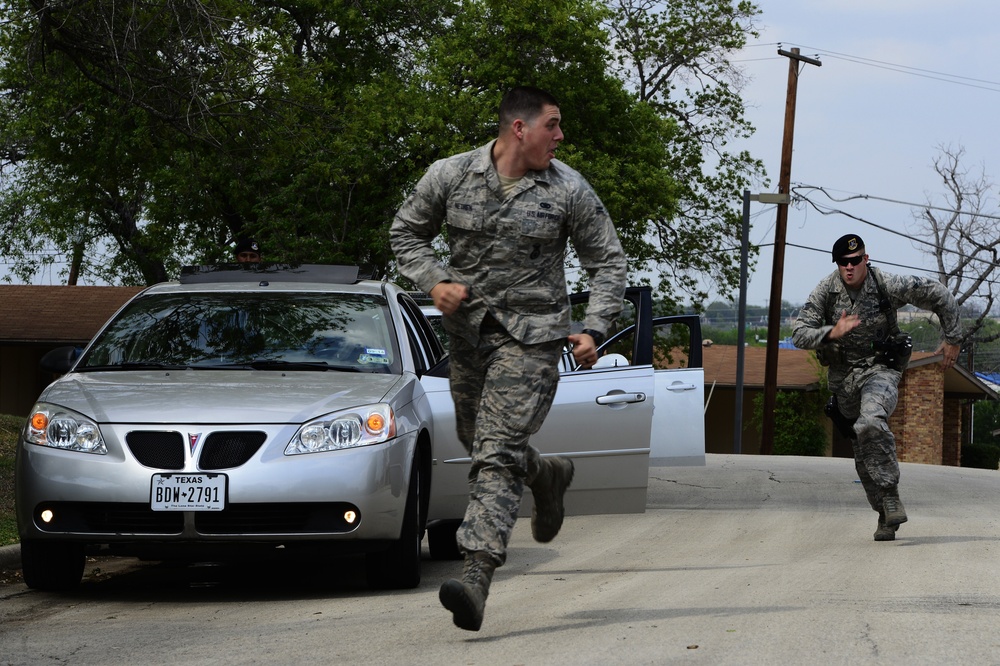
285,403,396,455
24,403,107,455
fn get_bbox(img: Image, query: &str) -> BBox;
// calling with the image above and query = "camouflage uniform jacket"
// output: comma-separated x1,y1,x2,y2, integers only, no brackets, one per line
791,266,963,388
390,140,627,345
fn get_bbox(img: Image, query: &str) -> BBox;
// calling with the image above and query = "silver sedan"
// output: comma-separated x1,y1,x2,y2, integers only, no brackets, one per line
16,265,704,591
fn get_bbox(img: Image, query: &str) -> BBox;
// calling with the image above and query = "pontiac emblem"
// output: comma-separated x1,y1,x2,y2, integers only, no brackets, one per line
188,432,202,455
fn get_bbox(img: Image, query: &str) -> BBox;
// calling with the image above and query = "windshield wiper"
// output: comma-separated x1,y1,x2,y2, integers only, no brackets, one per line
246,360,359,372
78,362,192,372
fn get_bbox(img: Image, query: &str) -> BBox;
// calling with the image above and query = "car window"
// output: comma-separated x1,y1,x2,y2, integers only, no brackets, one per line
561,296,639,371
398,294,445,373
596,319,701,369
570,297,637,351
80,291,399,373
652,321,698,369
422,309,447,352
406,292,448,352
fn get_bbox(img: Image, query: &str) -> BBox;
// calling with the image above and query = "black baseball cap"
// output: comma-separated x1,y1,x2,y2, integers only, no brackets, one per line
235,238,260,254
831,234,864,262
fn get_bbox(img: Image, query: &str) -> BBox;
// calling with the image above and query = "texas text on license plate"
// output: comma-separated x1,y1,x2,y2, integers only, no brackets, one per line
150,473,227,511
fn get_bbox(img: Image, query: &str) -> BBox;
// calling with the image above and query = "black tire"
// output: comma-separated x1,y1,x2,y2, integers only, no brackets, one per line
20,540,86,591
365,460,421,589
427,521,462,560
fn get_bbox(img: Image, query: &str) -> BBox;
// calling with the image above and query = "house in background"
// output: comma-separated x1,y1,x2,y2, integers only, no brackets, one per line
0,285,144,417
700,344,998,466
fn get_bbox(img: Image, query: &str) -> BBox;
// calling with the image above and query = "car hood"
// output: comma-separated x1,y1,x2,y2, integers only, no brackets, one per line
39,370,406,425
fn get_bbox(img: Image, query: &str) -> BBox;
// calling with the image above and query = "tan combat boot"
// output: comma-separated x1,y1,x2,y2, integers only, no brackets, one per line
882,489,908,527
439,552,496,631
528,456,575,543
874,510,899,541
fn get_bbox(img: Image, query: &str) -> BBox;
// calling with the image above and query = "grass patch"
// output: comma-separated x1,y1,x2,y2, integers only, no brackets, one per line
0,414,22,546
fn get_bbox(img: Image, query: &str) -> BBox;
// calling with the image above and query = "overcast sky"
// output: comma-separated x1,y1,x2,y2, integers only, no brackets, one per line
715,0,1000,310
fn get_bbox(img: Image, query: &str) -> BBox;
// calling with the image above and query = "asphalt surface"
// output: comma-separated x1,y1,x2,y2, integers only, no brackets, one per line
3,454,1000,665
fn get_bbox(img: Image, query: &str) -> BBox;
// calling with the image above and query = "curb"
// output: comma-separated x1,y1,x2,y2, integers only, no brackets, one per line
0,543,21,571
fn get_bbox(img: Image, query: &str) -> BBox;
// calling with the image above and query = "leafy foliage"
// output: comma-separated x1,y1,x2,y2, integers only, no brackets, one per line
750,389,829,456
961,442,1000,470
972,398,1000,448
0,414,22,546
1,0,765,305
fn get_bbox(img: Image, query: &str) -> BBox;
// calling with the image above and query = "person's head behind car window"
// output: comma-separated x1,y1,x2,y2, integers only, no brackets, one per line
234,238,262,263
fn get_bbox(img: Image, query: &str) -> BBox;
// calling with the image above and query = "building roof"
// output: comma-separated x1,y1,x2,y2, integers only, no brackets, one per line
0,285,144,345
702,345,823,390
701,344,998,401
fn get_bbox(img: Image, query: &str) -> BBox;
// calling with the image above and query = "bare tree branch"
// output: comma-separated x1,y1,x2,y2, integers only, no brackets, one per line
913,144,1000,342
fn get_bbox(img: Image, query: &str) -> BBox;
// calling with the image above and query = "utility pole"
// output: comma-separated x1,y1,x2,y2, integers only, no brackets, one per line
759,47,821,455
735,190,788,454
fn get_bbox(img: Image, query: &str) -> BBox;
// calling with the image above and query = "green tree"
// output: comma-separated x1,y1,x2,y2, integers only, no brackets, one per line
963,397,1000,470
1,0,764,299
604,0,764,306
401,0,686,292
973,399,1000,447
1,0,454,283
750,389,828,456
748,352,830,455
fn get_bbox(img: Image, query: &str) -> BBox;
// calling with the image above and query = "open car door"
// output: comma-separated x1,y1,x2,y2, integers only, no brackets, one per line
422,288,659,521
648,315,705,465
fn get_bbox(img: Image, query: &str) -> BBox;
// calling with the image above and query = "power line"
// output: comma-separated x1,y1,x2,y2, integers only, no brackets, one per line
715,186,999,279
767,42,1000,94
791,185,1000,273
738,42,1000,93
776,200,1000,304
794,184,1000,222
781,43,1000,91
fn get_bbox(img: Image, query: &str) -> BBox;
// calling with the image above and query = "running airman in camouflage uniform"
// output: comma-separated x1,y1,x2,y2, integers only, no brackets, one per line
391,86,626,631
792,234,962,542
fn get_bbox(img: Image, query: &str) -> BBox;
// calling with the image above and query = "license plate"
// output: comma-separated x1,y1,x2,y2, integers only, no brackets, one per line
151,473,227,511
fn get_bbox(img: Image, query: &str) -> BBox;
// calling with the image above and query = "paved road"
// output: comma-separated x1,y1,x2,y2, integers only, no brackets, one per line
3,454,1000,665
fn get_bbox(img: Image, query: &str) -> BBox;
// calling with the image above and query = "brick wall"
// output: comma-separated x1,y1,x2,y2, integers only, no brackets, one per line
941,399,963,466
892,363,944,464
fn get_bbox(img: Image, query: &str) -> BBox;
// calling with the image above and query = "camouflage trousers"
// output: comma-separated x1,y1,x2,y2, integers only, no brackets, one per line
449,321,563,567
833,364,903,511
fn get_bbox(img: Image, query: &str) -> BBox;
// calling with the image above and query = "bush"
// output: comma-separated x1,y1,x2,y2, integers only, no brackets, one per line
961,442,1000,470
0,414,23,545
751,390,829,457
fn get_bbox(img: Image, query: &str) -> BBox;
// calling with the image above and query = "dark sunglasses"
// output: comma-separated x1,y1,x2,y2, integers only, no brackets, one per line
836,255,865,267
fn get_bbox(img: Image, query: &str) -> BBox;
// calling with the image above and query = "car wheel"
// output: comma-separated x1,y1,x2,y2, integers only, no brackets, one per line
427,520,462,560
365,459,421,589
20,540,86,591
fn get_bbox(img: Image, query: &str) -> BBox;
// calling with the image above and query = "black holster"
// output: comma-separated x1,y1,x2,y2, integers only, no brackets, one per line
824,395,857,440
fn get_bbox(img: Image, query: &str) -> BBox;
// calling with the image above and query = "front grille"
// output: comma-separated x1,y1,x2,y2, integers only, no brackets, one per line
35,502,183,534
199,431,267,470
126,431,185,470
195,503,360,534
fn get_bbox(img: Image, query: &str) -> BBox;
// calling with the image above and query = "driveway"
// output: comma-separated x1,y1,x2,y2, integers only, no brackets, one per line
2,454,999,664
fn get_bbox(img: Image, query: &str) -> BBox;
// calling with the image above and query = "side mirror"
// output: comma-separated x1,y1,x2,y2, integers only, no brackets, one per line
40,346,80,375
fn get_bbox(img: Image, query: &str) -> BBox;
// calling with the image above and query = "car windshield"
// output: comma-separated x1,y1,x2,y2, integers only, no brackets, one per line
79,291,398,373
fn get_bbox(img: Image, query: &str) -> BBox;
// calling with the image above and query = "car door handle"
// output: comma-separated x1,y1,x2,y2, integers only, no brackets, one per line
596,392,646,405
666,383,698,392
